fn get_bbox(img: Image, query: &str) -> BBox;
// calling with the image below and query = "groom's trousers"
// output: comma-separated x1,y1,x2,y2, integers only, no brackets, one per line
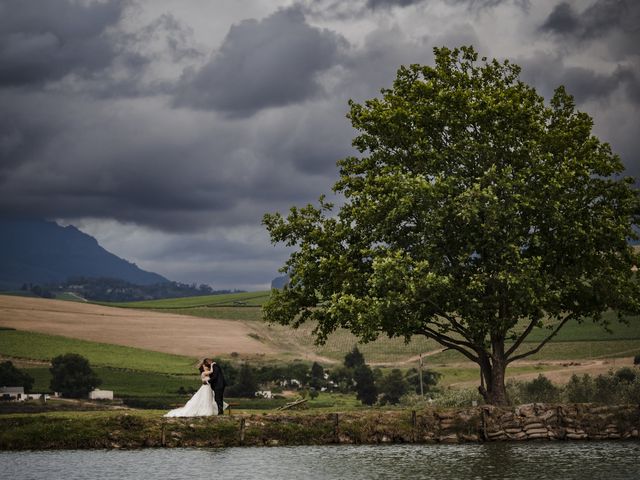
214,387,225,415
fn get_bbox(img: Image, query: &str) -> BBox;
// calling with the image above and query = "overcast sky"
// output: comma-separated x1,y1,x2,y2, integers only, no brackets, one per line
0,0,638,290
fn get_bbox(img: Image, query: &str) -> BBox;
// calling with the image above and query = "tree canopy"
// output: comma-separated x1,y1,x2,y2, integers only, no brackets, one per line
49,353,101,398
0,361,34,392
263,46,640,405
344,346,365,369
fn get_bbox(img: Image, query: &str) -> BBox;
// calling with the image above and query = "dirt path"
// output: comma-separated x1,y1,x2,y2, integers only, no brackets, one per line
0,295,280,358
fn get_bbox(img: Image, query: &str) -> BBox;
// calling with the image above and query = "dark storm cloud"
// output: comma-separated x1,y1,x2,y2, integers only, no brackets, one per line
517,51,639,184
445,0,525,7
300,0,523,19
0,95,61,179
366,0,425,10
130,13,203,63
0,87,344,234
540,0,640,57
541,0,628,37
0,0,126,87
540,2,578,34
175,6,346,117
519,53,639,105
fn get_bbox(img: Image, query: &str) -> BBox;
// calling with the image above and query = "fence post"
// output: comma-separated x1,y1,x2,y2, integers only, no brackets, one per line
240,418,246,445
411,410,417,443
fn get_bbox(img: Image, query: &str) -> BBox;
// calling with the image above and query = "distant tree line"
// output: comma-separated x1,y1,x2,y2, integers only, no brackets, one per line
26,277,245,302
210,347,440,405
332,346,440,406
20,283,55,298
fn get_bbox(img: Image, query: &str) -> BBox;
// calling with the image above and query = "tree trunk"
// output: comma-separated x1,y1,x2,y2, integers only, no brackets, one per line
486,354,508,405
477,340,509,406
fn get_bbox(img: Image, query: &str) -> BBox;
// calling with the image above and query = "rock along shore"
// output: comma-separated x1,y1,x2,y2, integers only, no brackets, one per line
1,403,639,450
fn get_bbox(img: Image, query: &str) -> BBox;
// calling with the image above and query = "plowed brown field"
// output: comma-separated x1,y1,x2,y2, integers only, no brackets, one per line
0,295,277,357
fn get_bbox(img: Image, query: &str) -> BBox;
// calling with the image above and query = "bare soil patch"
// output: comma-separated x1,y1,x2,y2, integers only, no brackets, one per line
0,295,279,358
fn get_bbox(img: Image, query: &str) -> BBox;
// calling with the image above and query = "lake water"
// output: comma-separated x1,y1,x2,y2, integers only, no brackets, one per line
3,442,640,480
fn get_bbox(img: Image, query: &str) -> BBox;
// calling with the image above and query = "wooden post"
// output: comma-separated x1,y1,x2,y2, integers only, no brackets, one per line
161,422,166,447
333,413,340,443
419,353,424,398
411,410,417,443
239,418,246,445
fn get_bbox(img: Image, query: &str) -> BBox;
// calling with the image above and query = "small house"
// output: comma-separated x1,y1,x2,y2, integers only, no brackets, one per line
0,386,25,401
89,389,114,400
255,390,273,399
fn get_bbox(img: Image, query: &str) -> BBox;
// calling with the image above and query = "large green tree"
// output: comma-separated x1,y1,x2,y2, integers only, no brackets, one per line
263,46,640,405
49,353,101,398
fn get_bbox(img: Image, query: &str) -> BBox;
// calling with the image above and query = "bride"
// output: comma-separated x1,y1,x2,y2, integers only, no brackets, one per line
165,360,218,417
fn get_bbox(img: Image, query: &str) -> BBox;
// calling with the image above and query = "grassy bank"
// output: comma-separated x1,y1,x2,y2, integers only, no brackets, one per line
2,404,639,450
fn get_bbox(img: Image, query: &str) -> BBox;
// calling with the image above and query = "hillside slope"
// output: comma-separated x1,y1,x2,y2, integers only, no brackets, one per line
0,218,168,288
0,295,275,357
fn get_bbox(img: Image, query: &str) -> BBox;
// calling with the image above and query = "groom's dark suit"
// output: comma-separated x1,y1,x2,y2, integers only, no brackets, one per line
209,362,227,415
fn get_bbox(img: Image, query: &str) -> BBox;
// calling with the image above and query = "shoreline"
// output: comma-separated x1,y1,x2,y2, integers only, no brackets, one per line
2,403,639,450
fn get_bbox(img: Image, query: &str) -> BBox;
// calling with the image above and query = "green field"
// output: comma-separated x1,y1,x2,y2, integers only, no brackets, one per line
0,330,197,374
107,291,270,309
24,367,199,397
2,293,639,405
102,289,640,364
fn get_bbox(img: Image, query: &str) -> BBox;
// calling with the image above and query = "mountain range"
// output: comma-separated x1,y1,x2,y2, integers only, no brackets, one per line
0,218,168,289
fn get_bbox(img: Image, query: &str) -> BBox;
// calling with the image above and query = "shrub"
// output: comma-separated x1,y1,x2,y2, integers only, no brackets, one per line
521,374,560,403
505,379,524,406
593,373,620,404
431,388,484,408
564,374,595,403
615,367,637,384
563,369,640,405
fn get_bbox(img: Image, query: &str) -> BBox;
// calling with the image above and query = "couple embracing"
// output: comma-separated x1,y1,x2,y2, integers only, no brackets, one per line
165,358,227,417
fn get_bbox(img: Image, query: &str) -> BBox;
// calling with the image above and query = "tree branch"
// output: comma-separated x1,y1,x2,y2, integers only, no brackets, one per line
504,317,538,358
418,326,480,363
416,297,472,340
506,313,575,364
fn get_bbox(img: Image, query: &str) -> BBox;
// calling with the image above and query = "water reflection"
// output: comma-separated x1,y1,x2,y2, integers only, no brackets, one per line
3,442,640,480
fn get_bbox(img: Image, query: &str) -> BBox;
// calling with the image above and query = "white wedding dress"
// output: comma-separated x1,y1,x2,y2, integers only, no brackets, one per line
165,371,219,417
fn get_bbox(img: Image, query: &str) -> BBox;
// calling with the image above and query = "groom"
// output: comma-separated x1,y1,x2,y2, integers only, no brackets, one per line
205,358,227,415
